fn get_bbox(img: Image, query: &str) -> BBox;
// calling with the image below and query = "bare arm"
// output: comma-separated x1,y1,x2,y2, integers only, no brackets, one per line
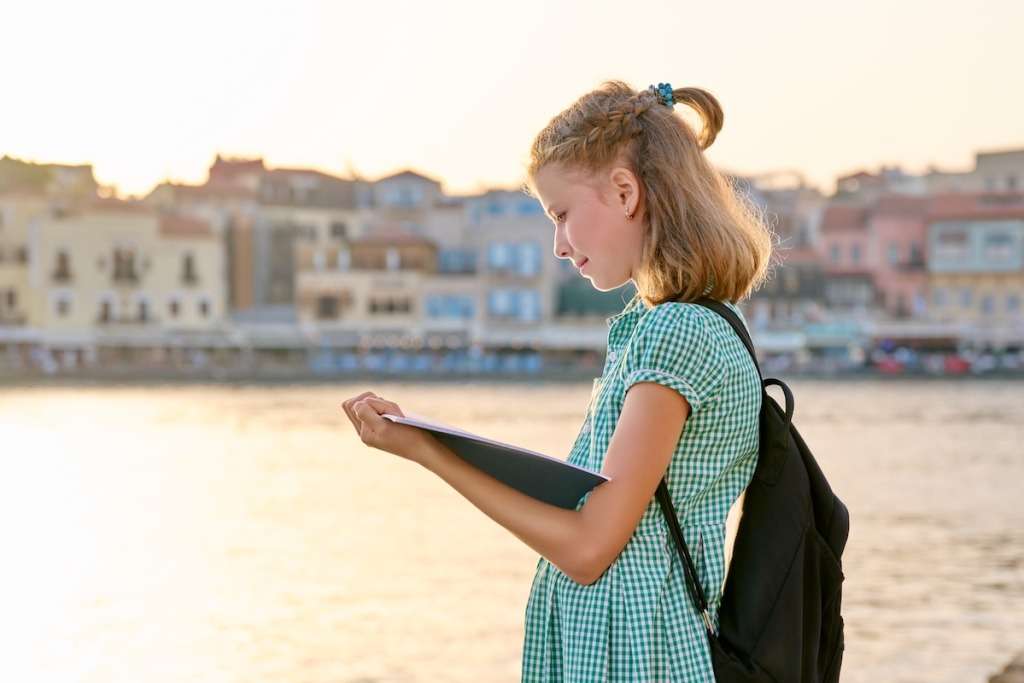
417,439,593,582
417,381,689,585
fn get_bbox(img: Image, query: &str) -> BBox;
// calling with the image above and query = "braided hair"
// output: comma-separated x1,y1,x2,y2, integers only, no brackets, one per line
523,80,772,305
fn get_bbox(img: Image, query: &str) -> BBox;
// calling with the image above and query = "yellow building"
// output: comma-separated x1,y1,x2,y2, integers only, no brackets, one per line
295,229,442,345
29,202,226,343
0,193,48,330
926,195,1024,347
928,272,1024,346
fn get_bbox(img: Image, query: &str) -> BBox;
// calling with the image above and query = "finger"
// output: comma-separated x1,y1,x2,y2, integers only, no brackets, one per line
343,391,375,415
364,397,404,418
342,391,377,427
353,402,385,441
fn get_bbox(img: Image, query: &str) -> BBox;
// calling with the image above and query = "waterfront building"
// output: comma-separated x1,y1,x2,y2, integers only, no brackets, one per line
0,193,47,332
818,203,875,314
866,195,930,318
30,202,224,333
926,192,1024,348
923,148,1024,194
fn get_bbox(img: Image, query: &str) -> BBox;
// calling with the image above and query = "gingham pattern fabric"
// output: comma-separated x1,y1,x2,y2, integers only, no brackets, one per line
521,292,762,682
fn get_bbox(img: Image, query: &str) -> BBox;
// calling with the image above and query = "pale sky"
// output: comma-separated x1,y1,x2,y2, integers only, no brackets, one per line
2,0,1021,198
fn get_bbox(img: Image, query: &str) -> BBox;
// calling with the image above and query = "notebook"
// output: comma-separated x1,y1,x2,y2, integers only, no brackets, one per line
382,412,610,509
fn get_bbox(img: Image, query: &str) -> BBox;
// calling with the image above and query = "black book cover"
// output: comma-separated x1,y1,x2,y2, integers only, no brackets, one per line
383,413,609,509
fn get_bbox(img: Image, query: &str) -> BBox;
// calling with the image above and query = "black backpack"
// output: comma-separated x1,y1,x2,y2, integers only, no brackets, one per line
654,297,850,682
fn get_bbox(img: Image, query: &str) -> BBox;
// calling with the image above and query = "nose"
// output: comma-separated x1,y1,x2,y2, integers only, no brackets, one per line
553,226,573,262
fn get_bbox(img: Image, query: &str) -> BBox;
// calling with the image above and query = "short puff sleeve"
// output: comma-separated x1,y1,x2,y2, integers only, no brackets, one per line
622,303,726,414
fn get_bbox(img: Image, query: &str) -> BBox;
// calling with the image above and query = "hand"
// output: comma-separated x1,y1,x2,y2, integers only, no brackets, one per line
341,391,438,465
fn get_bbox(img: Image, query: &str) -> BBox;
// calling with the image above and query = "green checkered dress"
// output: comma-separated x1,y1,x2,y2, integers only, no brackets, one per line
521,292,762,682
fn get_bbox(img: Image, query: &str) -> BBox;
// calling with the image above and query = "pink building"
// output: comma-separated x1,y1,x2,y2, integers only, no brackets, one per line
867,195,929,318
818,204,874,310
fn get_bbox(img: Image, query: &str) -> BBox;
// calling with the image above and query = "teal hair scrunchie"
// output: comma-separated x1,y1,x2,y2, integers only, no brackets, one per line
647,82,675,108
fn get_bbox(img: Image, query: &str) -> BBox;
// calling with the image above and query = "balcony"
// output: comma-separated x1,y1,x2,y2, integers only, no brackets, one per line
96,314,156,326
488,264,541,279
893,254,926,271
112,270,140,285
0,312,27,326
112,250,141,285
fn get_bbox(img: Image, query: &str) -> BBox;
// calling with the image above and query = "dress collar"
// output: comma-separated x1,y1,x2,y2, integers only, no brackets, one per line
607,280,716,326
605,291,651,327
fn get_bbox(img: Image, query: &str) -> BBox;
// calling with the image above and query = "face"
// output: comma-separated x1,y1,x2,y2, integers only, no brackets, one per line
532,163,644,291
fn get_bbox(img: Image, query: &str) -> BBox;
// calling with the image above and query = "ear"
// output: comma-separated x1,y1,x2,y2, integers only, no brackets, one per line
608,166,641,217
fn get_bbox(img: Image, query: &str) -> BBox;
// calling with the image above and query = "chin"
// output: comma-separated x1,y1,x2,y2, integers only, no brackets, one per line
590,274,631,292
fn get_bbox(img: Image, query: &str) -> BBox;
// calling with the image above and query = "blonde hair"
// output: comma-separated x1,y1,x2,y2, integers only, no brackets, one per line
523,79,773,305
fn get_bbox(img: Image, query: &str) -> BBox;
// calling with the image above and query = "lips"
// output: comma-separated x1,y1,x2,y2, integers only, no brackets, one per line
577,258,589,272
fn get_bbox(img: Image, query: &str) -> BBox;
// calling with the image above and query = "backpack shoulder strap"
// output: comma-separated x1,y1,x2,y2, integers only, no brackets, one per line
655,297,767,636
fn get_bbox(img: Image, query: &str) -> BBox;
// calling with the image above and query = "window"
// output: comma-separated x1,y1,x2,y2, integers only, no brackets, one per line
53,250,71,282
888,243,900,265
984,232,1014,261
518,290,540,322
913,289,927,315
199,299,210,317
850,244,861,265
397,187,416,207
830,244,840,264
336,248,350,270
910,242,923,263
5,290,14,308
1008,175,1018,191
138,300,149,322
385,247,400,271
369,297,411,315
182,253,197,284
169,299,180,318
960,288,972,307
936,228,969,261
426,294,474,319
517,243,542,276
488,242,510,269
980,294,994,315
488,289,539,320
933,288,946,308
938,230,967,245
313,248,326,271
113,248,138,282
330,221,348,240
99,300,111,323
489,289,513,315
55,296,71,317
316,296,339,319
1007,294,1021,312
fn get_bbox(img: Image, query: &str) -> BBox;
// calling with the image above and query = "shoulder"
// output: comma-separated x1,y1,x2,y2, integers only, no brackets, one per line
633,301,723,346
621,302,730,413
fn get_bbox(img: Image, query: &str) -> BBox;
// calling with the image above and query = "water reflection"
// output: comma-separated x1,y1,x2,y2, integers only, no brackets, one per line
1,380,1021,682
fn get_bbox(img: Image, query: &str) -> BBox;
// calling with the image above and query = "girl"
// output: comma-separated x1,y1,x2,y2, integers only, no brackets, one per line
343,79,773,682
